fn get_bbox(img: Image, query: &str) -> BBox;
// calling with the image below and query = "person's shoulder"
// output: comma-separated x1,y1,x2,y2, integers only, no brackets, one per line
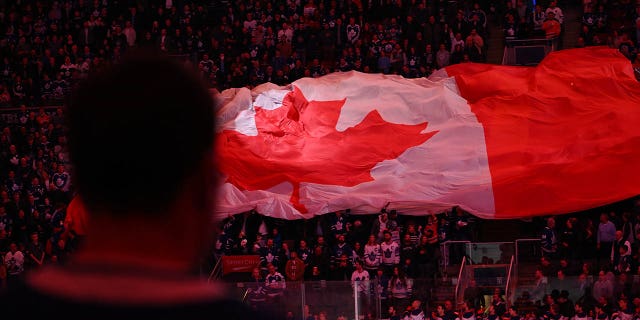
0,279,278,320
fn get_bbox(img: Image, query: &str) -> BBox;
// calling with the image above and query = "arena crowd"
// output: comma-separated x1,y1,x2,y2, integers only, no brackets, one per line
0,0,637,108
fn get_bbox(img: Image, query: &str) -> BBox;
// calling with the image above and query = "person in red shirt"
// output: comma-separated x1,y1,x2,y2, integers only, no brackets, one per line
542,12,561,39
63,195,89,250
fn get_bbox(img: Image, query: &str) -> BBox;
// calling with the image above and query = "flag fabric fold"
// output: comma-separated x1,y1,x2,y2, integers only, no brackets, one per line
215,47,640,220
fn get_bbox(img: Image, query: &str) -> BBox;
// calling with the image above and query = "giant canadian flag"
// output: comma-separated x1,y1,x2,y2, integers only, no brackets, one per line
215,47,640,220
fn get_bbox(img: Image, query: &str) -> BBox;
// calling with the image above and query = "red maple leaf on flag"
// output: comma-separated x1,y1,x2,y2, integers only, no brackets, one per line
217,87,438,213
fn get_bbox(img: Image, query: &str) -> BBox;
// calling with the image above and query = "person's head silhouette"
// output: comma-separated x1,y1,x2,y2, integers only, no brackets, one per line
2,49,274,320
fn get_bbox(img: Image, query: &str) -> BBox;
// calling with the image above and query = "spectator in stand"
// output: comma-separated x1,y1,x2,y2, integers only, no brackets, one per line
265,262,286,302
372,211,390,243
545,1,565,25
464,279,483,310
389,266,412,312
62,194,88,251
532,268,549,304
541,217,558,260
259,238,281,272
4,242,24,288
436,43,451,69
559,218,579,260
330,234,353,280
285,250,305,282
598,213,617,270
542,12,562,40
491,290,507,316
307,245,330,280
351,259,371,313
592,270,614,302
328,210,349,244
465,29,485,62
297,239,313,267
25,231,45,270
364,234,382,273
0,86,11,106
612,230,631,274
381,230,400,275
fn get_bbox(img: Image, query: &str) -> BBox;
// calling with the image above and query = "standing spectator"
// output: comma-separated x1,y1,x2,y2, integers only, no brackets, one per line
12,209,28,246
619,212,634,244
351,259,370,297
49,163,70,202
123,21,137,47
330,234,353,280
0,206,13,238
541,217,558,260
597,213,616,270
0,86,11,105
259,238,281,272
531,268,549,304
4,242,24,288
465,29,485,62
435,43,450,69
328,210,349,243
372,211,390,243
265,262,286,302
389,266,412,312
63,195,89,251
401,233,416,264
559,218,578,260
308,245,330,280
25,232,45,270
579,218,597,260
285,251,305,281
545,1,564,24
380,230,400,274
611,231,630,274
60,56,78,80
50,238,69,265
297,239,313,267
346,17,361,45
592,270,613,302
364,234,381,273
532,5,546,36
542,12,561,40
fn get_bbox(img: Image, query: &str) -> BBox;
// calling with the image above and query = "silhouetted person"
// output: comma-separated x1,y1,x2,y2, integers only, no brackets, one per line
0,49,275,320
